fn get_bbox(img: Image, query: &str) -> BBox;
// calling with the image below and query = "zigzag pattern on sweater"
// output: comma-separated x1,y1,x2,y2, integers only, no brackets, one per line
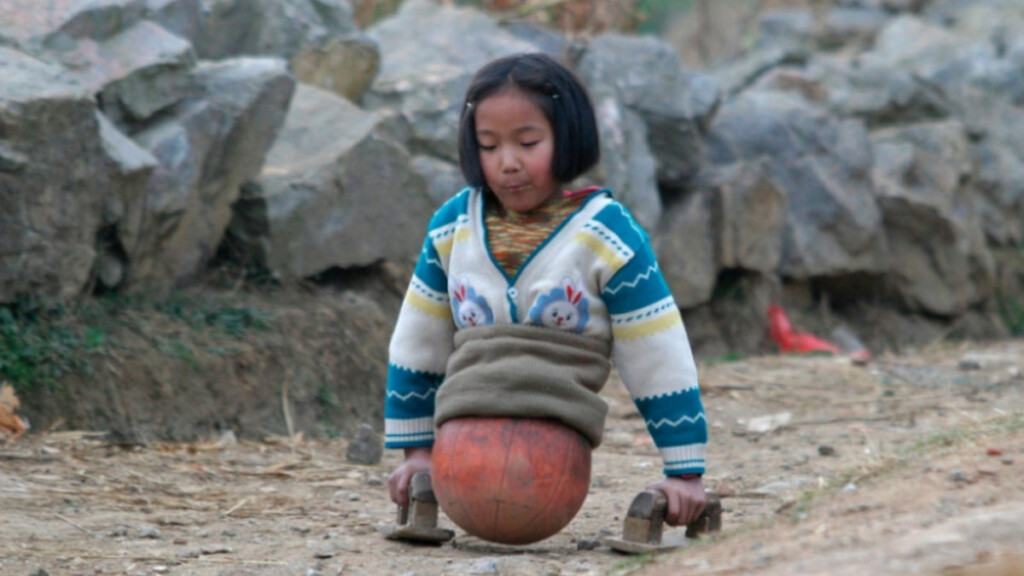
604,263,660,295
386,388,438,402
646,412,707,429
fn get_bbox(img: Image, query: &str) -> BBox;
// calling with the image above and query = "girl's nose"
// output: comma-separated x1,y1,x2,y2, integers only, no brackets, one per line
500,150,520,172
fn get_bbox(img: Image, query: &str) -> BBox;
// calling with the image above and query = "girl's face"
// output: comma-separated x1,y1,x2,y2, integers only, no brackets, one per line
474,87,559,213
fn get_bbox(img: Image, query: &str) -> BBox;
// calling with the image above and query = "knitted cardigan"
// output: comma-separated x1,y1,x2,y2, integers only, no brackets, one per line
384,187,707,476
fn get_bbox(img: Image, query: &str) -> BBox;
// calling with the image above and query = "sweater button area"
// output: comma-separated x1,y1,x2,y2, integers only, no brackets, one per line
507,287,518,298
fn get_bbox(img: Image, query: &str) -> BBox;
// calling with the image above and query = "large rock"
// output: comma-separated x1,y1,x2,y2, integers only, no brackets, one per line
227,84,435,278
813,55,955,128
0,1,202,128
871,120,995,314
411,154,466,206
655,191,716,309
973,141,1024,247
0,0,202,49
64,20,198,127
0,48,112,302
705,162,786,273
705,90,886,279
586,98,660,229
124,58,295,290
145,0,204,45
576,34,720,228
923,0,1024,46
197,0,379,103
364,0,537,162
758,6,889,53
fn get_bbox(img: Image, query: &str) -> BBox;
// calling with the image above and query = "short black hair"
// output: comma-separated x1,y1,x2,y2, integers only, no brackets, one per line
458,53,600,191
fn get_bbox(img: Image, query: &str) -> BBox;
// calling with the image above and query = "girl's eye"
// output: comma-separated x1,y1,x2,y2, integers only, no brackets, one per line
479,144,496,151
521,141,539,148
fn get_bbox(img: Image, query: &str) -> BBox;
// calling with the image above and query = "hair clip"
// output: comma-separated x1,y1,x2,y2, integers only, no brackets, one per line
551,94,560,99
465,102,474,109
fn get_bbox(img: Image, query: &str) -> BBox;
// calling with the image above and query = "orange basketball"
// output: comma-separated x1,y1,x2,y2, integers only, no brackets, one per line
431,417,592,545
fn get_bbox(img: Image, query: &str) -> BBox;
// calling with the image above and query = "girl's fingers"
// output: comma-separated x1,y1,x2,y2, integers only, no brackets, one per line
666,492,681,525
388,471,408,506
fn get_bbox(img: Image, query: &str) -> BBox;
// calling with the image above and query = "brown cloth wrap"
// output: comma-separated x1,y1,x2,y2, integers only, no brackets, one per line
434,324,613,447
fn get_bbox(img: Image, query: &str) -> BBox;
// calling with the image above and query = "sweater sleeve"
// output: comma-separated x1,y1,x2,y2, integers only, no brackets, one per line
383,201,460,449
598,207,707,476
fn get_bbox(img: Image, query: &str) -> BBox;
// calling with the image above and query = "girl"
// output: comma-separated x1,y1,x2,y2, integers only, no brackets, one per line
384,52,708,528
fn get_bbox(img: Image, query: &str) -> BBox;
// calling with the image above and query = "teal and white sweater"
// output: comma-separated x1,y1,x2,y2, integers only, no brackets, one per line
384,187,707,476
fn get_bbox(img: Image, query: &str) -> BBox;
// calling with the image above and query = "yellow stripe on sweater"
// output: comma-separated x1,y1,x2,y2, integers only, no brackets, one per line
612,313,682,341
435,227,472,258
405,292,451,319
434,236,453,258
574,231,626,270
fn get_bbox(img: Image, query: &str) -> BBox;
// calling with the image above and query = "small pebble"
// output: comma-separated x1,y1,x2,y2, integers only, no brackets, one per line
137,525,162,539
958,359,981,370
346,423,383,465
818,445,836,457
950,470,971,483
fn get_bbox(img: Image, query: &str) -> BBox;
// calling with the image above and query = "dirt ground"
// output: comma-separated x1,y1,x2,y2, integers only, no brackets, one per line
2,339,1023,576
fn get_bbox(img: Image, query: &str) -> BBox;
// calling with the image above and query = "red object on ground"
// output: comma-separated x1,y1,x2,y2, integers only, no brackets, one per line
767,305,841,355
432,417,591,545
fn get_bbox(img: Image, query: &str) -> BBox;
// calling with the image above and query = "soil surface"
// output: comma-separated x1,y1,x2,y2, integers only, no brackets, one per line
2,340,1023,576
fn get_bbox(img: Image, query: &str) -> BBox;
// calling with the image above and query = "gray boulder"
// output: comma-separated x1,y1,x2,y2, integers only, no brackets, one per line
364,0,537,162
65,20,198,127
145,0,204,45
198,0,379,103
814,55,955,128
655,191,716,309
705,162,787,274
0,1,202,128
871,120,995,314
228,84,434,278
0,0,202,49
0,48,112,302
759,6,889,53
586,98,660,229
973,141,1024,247
576,34,720,226
705,90,885,279
125,58,295,290
411,155,466,207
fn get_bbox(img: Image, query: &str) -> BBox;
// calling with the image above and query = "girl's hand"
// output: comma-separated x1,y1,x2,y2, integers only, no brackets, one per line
645,475,707,526
387,446,433,506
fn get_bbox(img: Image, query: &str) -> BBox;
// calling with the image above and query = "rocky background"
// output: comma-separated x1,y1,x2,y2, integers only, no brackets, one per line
2,0,1024,436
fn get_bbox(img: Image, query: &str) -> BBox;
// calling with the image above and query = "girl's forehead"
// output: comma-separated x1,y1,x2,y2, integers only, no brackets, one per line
474,91,550,133
479,85,542,106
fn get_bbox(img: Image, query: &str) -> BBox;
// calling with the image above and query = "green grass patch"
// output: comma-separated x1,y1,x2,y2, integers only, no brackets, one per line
0,297,96,391
997,297,1024,336
0,292,273,392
